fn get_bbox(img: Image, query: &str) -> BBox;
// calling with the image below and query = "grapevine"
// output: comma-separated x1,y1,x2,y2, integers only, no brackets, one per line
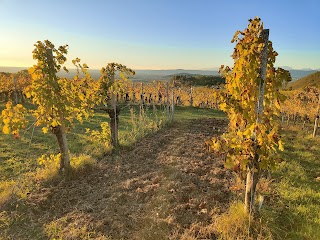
208,17,291,212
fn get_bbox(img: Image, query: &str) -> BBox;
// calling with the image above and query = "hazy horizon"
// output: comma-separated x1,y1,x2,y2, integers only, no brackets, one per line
0,66,319,71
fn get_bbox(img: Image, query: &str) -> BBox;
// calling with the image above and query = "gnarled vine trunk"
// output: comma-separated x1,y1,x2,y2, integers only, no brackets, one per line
245,161,260,213
107,106,120,147
52,124,70,171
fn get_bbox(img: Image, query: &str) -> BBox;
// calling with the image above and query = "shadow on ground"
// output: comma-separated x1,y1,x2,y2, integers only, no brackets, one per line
1,118,234,240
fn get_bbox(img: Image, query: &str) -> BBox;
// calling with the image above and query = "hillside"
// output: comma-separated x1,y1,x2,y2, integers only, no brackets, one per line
287,71,320,89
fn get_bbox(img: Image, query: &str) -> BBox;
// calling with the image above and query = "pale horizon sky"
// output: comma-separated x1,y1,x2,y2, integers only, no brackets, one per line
0,0,319,70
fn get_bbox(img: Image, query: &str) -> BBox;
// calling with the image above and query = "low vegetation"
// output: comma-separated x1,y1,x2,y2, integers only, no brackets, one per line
287,71,320,90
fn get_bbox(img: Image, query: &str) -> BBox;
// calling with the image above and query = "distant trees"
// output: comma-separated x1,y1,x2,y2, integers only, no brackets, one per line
171,74,225,87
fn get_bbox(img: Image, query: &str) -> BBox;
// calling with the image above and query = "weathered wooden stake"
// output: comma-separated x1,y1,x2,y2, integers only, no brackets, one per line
166,81,170,121
141,82,144,107
13,76,19,104
112,93,119,146
132,82,135,103
245,29,269,213
171,88,175,121
190,86,193,106
313,117,319,137
312,95,320,137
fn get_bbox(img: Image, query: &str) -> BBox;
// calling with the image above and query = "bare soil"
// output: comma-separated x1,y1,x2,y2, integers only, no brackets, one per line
2,118,234,239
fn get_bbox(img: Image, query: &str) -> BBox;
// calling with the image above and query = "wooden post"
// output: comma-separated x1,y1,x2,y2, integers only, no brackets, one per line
302,120,306,130
171,86,175,121
112,93,118,146
141,82,144,107
13,76,18,104
132,82,135,103
313,117,319,137
166,81,170,121
153,82,157,115
139,82,143,116
245,29,269,213
256,29,269,123
190,86,193,107
312,95,320,137
215,98,219,109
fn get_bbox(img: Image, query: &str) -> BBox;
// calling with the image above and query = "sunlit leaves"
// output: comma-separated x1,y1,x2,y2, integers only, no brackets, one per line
210,17,291,171
98,63,135,106
25,40,99,130
0,40,101,139
1,101,28,136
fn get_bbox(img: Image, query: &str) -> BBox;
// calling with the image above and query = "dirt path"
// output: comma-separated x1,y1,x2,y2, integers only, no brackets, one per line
3,118,233,239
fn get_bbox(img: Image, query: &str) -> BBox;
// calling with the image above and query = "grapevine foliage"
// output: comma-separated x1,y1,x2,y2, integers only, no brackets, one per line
1,101,28,136
26,40,99,133
282,87,319,122
209,17,291,171
99,63,135,106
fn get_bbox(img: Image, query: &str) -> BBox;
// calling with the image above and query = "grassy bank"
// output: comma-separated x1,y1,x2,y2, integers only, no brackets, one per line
262,125,320,239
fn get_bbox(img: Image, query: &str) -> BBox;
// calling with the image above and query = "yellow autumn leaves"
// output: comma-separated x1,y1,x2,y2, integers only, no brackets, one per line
1,101,28,135
210,17,289,171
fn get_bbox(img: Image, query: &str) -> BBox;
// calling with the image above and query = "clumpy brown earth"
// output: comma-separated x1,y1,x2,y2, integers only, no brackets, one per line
1,118,234,239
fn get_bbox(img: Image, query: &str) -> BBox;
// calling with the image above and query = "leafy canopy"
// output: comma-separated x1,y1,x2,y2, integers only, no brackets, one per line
209,17,290,171
26,40,99,133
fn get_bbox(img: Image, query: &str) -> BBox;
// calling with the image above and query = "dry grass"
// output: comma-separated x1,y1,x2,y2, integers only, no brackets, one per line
0,118,233,239
213,201,273,240
0,180,15,206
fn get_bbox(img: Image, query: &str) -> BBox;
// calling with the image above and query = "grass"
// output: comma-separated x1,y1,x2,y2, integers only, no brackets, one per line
1,101,320,239
259,125,320,239
214,124,320,240
0,102,225,239
0,102,223,204
213,201,273,240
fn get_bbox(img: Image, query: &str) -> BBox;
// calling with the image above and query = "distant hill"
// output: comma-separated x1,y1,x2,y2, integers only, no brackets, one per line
287,71,320,89
0,67,220,81
133,69,220,81
0,66,317,81
0,66,27,73
280,66,294,70
288,70,317,80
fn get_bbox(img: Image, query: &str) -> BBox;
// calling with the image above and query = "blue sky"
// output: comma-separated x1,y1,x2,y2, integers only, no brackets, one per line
0,0,319,69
